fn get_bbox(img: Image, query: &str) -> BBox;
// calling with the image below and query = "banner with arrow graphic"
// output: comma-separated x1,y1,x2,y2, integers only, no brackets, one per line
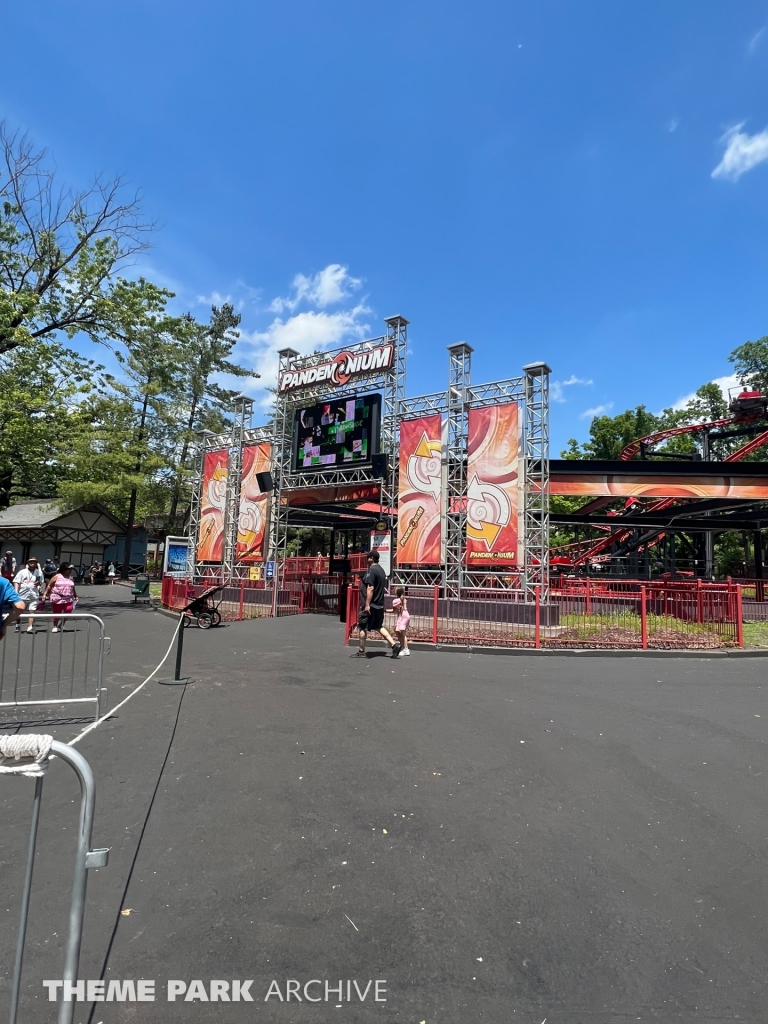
397,415,443,565
466,403,519,565
237,442,272,563
197,449,229,562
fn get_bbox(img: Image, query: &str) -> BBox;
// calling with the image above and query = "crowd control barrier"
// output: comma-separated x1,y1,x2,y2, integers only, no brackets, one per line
0,614,109,722
1,736,109,1024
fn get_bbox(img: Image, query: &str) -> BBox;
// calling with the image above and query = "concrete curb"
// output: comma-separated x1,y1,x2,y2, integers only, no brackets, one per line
346,639,768,658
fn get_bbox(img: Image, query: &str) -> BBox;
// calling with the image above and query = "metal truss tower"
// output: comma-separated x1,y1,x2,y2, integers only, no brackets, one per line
382,316,408,525
444,343,473,595
522,362,551,600
186,430,214,579
222,395,254,577
269,348,299,567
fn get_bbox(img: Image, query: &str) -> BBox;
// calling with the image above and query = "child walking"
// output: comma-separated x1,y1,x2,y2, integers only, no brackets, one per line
391,587,410,657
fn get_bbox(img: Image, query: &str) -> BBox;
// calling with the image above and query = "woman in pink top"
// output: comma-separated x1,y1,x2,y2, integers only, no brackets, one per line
43,562,78,632
391,587,410,658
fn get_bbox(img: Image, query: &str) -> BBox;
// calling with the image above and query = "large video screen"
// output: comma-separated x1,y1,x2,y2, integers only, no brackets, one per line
291,393,382,472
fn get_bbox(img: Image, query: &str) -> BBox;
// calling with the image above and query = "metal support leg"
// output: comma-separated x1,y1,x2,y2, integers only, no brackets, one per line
9,777,44,1024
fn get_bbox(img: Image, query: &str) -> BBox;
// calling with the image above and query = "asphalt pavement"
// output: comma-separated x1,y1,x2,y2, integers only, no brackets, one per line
1,585,767,1023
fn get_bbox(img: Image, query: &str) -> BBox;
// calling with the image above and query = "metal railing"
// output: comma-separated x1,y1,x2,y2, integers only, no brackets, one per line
0,614,108,721
161,576,298,619
5,738,109,1024
344,582,742,650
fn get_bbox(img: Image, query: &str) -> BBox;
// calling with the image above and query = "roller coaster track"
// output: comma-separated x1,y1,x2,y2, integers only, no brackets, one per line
567,421,768,566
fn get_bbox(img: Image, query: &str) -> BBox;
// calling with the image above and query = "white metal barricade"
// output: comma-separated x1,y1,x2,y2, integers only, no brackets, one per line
0,614,109,721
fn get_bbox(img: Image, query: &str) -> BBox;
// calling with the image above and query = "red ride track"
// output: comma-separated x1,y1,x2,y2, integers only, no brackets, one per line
568,421,768,567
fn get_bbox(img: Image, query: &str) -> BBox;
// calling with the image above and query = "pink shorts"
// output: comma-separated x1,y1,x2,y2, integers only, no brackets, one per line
51,601,74,615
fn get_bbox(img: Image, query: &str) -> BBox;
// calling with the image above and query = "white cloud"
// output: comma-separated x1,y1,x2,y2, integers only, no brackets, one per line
667,117,680,133
235,302,372,411
670,373,740,412
551,375,593,403
580,403,613,420
270,264,363,313
749,27,765,54
712,123,768,182
196,290,233,307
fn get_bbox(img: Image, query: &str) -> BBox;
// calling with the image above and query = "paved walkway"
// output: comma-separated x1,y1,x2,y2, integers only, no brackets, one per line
2,590,767,1021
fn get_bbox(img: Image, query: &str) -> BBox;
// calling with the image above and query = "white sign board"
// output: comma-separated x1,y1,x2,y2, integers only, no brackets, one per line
370,530,392,577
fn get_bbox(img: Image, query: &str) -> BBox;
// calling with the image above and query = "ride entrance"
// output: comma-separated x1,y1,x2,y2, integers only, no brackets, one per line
187,315,552,600
164,317,764,648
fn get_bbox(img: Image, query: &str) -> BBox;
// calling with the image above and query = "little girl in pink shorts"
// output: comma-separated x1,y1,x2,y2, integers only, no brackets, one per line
391,587,410,658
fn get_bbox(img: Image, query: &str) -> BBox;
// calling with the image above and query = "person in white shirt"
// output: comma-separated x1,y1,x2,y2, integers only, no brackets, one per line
14,557,43,633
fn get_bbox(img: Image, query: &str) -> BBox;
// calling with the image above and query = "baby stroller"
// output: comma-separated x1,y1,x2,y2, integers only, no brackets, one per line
182,584,225,628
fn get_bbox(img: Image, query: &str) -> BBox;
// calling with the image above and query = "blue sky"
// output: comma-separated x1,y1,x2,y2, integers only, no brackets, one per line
4,1,768,451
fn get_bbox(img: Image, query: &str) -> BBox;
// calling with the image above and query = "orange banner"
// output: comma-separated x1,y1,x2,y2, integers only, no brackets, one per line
237,443,272,562
550,472,768,499
466,404,519,565
197,449,228,562
397,415,443,565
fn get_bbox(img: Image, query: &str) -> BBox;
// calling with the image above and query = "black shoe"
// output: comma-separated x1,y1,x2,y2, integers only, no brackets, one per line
391,643,402,658
355,650,367,658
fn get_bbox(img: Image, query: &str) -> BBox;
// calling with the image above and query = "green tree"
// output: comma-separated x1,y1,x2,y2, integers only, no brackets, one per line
562,405,661,460
0,123,152,352
730,336,768,393
0,338,107,506
167,303,257,522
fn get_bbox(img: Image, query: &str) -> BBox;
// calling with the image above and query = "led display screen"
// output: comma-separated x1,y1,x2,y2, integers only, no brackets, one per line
291,393,382,473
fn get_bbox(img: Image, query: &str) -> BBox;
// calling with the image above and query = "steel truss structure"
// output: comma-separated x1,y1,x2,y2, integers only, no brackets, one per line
270,317,408,575
188,316,550,595
523,363,551,601
188,420,275,582
394,348,550,596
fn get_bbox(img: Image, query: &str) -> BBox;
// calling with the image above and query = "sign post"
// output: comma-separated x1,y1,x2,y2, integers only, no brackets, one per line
370,530,392,577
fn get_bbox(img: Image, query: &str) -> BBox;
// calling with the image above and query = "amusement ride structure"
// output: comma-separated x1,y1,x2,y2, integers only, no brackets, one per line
550,387,768,575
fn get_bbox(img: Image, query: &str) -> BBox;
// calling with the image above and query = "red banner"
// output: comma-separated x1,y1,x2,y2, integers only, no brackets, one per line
237,443,272,562
197,449,228,562
466,404,519,565
397,415,443,565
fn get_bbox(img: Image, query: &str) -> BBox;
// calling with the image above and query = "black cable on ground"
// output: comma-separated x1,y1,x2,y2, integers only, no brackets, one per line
85,682,189,1024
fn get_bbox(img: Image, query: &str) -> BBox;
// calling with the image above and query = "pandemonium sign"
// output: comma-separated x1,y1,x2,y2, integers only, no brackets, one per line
279,344,394,393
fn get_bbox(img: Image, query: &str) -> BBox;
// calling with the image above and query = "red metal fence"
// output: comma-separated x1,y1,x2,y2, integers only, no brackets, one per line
344,581,742,650
161,574,350,620
162,573,743,649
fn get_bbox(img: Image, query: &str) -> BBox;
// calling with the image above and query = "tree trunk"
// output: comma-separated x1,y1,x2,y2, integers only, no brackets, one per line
168,397,197,523
121,386,152,580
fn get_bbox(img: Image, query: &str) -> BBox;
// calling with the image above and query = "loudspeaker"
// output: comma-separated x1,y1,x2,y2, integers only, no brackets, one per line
371,453,389,479
255,471,274,493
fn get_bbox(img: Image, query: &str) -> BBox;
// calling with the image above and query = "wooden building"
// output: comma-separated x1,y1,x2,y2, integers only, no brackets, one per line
0,501,126,569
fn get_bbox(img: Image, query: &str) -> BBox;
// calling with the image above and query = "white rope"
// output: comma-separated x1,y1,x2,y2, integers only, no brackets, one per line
67,614,183,748
0,734,53,776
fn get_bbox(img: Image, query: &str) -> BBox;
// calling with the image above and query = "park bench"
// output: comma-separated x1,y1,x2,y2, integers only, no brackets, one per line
131,574,151,603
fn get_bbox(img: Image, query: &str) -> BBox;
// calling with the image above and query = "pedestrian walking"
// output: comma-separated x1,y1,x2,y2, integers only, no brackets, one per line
13,557,43,633
1,550,17,581
42,562,78,632
107,561,116,584
391,587,411,657
356,550,400,658
42,557,58,582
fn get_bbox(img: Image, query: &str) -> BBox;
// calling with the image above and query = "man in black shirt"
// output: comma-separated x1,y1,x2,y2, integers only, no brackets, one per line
357,551,400,658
